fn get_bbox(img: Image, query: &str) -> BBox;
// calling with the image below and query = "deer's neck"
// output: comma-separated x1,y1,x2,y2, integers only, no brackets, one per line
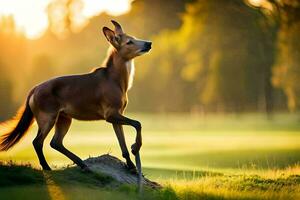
125,59,135,90
104,48,135,91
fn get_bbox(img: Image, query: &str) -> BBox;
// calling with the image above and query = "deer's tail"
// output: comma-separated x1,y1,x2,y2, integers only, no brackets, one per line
0,94,34,151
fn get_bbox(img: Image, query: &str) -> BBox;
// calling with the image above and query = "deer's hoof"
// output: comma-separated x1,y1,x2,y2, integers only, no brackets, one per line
126,161,137,174
127,165,138,174
42,165,52,171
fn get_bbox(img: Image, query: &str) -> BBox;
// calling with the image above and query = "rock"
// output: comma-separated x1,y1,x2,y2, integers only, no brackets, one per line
84,154,161,189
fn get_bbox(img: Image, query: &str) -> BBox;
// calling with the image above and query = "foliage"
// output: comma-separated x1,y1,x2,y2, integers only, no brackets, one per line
47,0,84,37
133,0,280,112
270,0,300,111
1,0,300,114
0,16,27,119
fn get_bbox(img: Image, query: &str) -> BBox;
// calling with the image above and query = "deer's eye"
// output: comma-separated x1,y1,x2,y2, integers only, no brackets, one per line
126,40,133,45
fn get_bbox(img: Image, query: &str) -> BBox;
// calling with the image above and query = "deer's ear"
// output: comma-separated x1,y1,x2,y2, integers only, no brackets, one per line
102,27,116,43
111,20,124,35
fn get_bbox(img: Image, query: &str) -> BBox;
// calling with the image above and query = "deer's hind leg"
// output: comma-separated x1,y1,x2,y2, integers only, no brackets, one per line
33,112,57,170
50,114,88,169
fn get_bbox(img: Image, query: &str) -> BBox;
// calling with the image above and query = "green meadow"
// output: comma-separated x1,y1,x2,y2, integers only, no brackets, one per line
0,113,300,199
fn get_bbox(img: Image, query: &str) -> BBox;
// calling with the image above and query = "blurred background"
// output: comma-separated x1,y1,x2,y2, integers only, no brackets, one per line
0,0,300,176
0,0,300,117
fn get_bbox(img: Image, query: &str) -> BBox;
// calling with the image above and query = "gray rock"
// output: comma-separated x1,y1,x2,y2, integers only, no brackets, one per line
84,154,161,189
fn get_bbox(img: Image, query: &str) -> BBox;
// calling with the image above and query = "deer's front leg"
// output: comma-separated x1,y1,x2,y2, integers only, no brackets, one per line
112,123,136,172
106,113,142,155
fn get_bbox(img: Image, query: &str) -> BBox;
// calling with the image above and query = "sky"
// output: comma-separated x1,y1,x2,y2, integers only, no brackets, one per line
0,0,132,39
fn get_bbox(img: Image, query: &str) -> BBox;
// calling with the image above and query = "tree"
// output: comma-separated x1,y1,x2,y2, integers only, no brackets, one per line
47,0,83,37
0,16,27,119
265,0,300,111
0,63,14,120
127,0,281,113
175,0,276,112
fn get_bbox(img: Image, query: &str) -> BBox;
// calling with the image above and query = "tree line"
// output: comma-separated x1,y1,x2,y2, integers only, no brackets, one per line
0,0,300,119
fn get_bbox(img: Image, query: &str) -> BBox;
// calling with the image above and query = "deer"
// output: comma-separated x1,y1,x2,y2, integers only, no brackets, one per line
0,20,151,180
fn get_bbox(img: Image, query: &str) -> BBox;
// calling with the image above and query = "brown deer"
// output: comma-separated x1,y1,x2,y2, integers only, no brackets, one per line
0,20,151,174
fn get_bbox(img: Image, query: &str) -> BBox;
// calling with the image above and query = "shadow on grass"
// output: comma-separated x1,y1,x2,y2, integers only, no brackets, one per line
0,161,179,200
0,161,114,187
0,161,51,200
0,161,118,200
0,161,45,187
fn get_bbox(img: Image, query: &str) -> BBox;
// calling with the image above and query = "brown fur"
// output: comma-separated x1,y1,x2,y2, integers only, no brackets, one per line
0,20,151,171
0,103,33,151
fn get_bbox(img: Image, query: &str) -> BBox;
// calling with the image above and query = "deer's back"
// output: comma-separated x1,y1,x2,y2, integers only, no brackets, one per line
32,68,127,120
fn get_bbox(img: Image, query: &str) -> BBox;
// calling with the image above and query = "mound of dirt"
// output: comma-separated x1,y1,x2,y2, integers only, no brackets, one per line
84,154,161,189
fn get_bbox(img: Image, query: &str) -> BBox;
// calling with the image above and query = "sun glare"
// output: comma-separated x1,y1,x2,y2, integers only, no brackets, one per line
0,0,132,39
248,0,263,6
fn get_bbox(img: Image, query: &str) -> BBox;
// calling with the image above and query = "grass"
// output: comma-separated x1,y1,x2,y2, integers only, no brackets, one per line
0,161,178,200
1,161,299,200
0,112,300,199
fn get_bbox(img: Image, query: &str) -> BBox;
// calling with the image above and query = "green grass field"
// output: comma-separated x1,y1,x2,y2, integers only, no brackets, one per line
0,113,300,199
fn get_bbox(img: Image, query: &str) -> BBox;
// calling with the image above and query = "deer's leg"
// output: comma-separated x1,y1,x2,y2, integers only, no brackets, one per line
113,124,136,172
50,114,87,169
107,113,142,155
33,113,56,170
